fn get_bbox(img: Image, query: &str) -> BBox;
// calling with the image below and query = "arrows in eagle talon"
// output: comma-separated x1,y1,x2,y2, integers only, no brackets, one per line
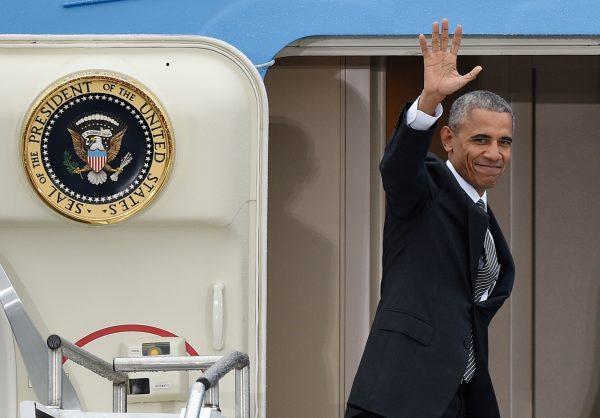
110,152,133,181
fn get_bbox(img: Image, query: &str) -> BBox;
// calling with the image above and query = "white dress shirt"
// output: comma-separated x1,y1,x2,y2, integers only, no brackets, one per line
406,97,496,301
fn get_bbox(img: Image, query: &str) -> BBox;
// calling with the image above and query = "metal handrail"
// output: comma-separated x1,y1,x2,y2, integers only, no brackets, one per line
184,351,250,418
47,334,250,417
48,335,128,383
114,355,223,411
113,355,222,372
115,352,250,418
47,334,128,411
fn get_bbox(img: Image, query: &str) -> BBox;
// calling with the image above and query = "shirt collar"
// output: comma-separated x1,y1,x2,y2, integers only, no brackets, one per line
446,160,487,210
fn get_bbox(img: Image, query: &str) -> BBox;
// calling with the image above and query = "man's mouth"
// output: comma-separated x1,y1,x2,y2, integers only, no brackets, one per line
474,163,502,175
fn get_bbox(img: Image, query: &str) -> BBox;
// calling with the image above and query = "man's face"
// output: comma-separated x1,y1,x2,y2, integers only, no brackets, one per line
441,108,513,195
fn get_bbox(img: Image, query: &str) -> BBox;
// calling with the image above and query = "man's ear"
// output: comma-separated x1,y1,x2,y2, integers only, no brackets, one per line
440,126,454,153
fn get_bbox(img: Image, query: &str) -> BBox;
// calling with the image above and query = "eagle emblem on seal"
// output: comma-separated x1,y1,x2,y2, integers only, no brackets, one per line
64,113,132,185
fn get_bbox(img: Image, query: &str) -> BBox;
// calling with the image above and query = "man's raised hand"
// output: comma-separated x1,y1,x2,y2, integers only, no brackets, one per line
417,19,482,115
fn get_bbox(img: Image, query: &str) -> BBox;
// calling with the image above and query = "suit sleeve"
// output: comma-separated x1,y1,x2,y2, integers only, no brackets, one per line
379,103,437,217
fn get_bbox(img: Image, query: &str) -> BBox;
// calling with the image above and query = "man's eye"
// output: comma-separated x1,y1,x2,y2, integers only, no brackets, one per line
500,140,512,147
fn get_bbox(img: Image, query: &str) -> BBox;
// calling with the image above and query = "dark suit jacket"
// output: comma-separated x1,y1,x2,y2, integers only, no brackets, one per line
347,105,515,418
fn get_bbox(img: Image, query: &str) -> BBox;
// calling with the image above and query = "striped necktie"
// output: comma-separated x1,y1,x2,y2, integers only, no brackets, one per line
463,199,501,383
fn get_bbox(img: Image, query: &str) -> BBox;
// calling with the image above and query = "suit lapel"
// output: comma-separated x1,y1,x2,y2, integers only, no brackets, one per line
467,200,489,291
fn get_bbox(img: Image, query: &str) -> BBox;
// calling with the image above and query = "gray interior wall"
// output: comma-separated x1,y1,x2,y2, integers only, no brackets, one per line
533,55,600,418
343,56,375,406
507,56,536,418
265,56,344,418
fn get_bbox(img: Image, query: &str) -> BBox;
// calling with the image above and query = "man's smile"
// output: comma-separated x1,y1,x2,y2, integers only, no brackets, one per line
474,163,502,175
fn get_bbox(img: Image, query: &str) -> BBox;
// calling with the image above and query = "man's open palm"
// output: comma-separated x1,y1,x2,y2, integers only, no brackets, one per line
419,19,482,100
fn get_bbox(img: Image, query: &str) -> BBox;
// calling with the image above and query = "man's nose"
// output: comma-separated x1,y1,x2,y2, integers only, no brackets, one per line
483,141,502,162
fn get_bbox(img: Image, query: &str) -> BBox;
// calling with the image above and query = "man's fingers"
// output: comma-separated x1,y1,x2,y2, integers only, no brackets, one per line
450,25,462,55
469,65,483,79
432,21,440,51
459,65,483,87
441,18,449,51
418,34,430,58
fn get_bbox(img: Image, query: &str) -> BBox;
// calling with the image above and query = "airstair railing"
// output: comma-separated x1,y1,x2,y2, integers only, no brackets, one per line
182,351,250,418
114,351,250,418
47,334,250,417
47,334,128,411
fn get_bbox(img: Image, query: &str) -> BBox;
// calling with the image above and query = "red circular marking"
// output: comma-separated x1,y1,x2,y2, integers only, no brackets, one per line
63,324,199,364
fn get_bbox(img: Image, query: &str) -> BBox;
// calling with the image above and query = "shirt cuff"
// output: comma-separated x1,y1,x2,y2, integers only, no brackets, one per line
406,96,443,131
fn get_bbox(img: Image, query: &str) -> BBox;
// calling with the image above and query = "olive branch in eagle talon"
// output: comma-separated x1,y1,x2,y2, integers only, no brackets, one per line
63,150,79,175
66,126,127,185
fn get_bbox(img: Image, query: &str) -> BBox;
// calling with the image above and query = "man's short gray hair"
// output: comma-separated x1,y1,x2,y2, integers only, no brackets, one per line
448,90,514,132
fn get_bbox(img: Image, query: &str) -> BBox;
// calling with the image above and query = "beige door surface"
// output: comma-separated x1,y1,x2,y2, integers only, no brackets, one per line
0,38,268,417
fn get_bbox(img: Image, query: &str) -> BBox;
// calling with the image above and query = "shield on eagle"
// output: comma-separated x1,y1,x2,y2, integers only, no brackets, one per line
65,113,128,185
88,149,107,173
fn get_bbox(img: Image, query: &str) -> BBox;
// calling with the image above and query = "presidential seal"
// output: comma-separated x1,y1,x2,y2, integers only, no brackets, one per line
22,71,173,224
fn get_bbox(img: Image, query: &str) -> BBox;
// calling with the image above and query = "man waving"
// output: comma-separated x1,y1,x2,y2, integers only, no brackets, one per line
346,19,515,418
